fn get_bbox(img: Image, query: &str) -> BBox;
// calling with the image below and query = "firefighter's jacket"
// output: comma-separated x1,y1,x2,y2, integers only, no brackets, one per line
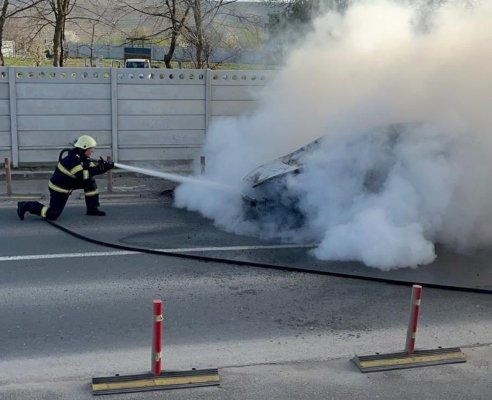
49,149,102,194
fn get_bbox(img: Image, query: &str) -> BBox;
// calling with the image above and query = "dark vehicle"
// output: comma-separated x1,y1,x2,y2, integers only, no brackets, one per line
241,138,320,225
241,123,417,226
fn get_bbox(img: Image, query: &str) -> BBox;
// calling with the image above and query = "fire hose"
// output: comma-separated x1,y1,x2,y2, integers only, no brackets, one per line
45,219,492,295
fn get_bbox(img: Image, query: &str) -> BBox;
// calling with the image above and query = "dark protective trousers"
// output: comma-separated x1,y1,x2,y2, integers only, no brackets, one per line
26,178,100,220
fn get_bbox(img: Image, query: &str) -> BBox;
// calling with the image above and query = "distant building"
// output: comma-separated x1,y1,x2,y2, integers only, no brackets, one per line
2,41,15,57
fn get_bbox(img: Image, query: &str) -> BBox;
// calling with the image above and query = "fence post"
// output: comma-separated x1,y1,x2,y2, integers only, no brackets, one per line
8,68,19,168
204,69,212,134
110,68,119,163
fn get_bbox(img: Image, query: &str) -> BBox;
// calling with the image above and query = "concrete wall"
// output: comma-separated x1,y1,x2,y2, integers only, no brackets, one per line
0,67,272,168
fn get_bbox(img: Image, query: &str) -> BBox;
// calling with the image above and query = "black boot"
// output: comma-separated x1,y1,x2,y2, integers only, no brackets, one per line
17,202,28,220
87,208,106,216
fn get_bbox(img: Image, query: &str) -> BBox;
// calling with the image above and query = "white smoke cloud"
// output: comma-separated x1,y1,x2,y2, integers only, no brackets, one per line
175,0,492,270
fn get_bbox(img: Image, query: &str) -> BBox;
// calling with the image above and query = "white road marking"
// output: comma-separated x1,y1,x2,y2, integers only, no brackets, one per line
157,244,315,253
0,251,137,261
0,244,315,262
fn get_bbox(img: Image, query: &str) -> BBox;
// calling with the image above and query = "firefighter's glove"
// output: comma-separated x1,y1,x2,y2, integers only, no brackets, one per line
97,158,109,173
98,157,114,173
97,158,105,173
105,160,115,171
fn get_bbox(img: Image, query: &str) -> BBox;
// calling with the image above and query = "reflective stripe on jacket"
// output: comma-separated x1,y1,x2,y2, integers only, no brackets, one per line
49,148,101,191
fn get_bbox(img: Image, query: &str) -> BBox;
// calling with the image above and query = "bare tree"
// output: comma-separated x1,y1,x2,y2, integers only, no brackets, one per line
10,0,267,69
28,0,78,66
186,0,204,67
0,0,45,65
69,0,122,67
120,0,191,68
182,0,238,69
28,0,123,67
201,2,266,68
121,0,268,69
47,0,78,66
162,0,190,68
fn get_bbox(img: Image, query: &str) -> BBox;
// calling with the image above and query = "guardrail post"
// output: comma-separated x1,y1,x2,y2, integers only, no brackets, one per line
152,300,164,375
4,157,12,196
200,156,206,175
106,155,113,193
405,284,423,353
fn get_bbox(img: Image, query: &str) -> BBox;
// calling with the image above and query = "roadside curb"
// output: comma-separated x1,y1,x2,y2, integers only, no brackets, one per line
1,169,177,204
0,192,163,202
1,169,163,181
0,193,44,201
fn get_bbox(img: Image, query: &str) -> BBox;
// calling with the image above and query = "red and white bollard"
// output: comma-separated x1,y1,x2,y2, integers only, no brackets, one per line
405,284,423,353
152,300,164,375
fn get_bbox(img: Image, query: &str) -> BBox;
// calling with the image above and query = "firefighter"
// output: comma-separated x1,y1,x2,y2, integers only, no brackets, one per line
17,134,114,221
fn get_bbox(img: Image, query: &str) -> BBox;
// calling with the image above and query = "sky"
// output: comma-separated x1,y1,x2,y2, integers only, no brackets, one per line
174,0,492,270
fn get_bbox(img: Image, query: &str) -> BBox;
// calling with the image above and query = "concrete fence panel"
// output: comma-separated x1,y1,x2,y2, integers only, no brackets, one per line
0,66,273,169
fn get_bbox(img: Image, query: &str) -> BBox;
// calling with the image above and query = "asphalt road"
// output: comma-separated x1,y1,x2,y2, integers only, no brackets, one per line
0,200,491,399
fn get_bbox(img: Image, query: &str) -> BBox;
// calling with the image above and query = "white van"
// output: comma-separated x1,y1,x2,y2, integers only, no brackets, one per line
124,59,151,68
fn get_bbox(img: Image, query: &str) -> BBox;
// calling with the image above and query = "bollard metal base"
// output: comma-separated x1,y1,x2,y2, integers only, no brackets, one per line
352,347,466,373
92,368,220,395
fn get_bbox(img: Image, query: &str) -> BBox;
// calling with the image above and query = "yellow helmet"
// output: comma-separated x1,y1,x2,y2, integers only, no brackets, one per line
74,135,97,149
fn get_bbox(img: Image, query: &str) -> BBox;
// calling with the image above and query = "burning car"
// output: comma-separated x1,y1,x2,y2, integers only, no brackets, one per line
241,123,417,226
241,137,320,225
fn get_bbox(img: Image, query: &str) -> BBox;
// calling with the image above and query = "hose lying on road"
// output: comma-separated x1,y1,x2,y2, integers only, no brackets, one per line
45,219,492,295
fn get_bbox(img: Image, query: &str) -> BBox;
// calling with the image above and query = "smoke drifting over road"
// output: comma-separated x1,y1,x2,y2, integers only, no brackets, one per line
175,0,492,270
